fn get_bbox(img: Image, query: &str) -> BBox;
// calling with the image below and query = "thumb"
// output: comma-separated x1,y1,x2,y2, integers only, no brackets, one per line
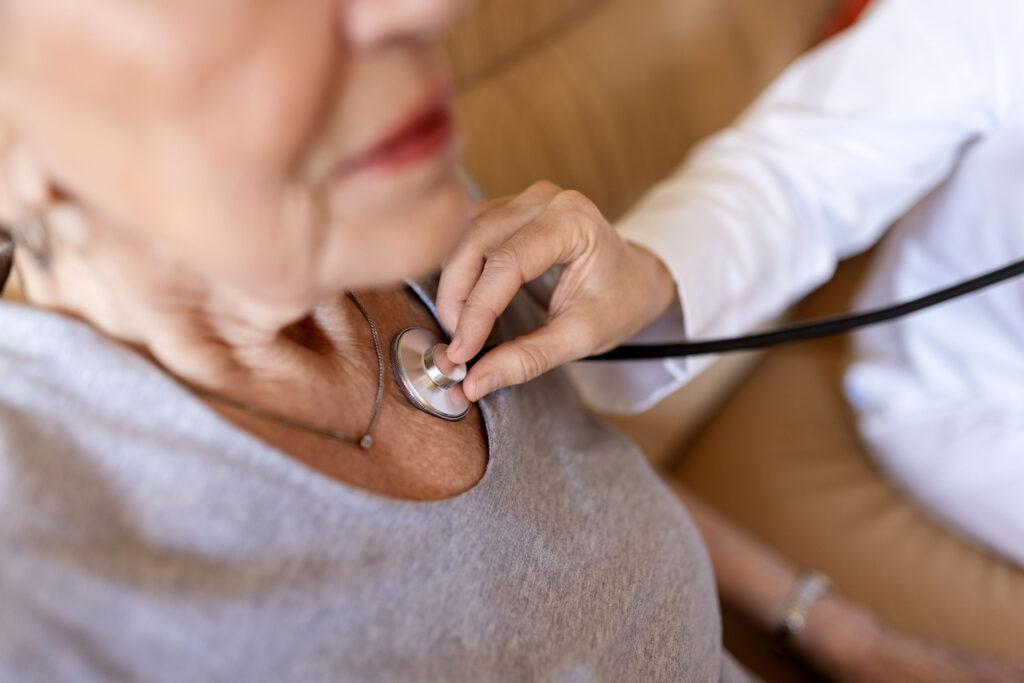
462,314,595,401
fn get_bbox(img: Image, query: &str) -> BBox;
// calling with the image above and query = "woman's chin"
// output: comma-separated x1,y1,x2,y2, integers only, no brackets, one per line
322,174,471,292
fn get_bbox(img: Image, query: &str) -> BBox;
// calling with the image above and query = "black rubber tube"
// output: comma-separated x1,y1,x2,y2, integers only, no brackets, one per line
472,257,1024,364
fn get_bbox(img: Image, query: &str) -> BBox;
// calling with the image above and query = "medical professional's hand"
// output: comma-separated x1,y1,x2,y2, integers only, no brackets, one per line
437,181,677,402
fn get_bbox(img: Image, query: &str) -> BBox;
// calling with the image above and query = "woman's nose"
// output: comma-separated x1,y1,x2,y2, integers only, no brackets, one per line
340,0,471,48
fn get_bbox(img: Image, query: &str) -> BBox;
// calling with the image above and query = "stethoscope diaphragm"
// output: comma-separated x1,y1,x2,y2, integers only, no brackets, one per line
390,327,471,421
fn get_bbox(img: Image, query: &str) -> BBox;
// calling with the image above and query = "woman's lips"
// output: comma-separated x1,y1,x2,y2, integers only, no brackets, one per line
339,99,456,177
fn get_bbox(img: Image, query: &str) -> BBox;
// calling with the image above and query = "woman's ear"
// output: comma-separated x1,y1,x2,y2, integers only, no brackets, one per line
0,124,16,226
0,228,13,292
0,125,51,226
0,123,59,269
0,125,21,292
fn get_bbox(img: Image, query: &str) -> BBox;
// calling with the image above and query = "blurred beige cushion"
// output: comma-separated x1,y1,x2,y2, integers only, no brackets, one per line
448,0,835,221
675,255,1024,660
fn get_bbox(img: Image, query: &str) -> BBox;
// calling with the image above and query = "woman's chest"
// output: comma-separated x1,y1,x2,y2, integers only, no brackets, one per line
293,288,490,501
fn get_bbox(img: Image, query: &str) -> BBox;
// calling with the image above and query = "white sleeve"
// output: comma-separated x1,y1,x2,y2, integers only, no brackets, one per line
571,0,1018,415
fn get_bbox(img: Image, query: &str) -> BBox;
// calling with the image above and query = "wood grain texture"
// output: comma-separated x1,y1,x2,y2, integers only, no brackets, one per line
447,0,838,221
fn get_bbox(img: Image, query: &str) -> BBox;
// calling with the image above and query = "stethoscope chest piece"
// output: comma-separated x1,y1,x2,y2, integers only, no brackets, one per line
391,327,471,421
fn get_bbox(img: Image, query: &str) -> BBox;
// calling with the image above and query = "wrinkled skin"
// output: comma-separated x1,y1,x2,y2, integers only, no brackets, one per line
0,0,472,333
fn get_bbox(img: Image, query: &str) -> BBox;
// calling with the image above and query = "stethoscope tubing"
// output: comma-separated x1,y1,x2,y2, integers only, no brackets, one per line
471,256,1024,365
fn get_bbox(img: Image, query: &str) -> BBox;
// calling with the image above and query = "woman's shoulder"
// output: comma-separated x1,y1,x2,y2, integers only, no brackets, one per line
0,300,107,370
0,302,133,414
0,303,78,423
0,301,219,478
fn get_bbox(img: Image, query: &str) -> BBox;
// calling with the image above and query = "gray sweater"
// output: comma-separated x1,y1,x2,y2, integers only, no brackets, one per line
0,283,750,682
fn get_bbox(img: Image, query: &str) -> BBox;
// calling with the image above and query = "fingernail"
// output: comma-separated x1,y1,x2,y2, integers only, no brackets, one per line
475,375,500,400
448,333,462,357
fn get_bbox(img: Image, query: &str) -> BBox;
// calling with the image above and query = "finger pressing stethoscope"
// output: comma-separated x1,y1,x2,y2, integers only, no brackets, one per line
448,209,597,400
437,181,677,402
437,180,562,335
461,308,605,402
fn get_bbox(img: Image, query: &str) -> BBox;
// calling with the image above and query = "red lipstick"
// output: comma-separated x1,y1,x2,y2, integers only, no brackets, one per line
342,92,456,176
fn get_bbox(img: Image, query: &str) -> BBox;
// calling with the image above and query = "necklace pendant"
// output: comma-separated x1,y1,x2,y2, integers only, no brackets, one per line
359,434,373,450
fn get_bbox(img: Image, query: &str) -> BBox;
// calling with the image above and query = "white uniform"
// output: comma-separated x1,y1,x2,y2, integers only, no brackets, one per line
574,0,1024,565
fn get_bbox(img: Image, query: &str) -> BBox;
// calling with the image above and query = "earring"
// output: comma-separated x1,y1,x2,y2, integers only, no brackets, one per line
0,228,13,292
12,215,51,270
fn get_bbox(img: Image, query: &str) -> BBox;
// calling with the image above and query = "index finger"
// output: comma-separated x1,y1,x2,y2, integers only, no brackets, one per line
437,184,560,334
469,195,516,220
447,214,580,364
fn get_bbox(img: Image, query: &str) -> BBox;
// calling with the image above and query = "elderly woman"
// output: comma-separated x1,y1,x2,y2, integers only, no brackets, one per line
0,1,1021,682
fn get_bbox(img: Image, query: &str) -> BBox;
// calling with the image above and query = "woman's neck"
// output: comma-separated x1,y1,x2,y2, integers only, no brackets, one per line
15,232,387,439
20,243,491,501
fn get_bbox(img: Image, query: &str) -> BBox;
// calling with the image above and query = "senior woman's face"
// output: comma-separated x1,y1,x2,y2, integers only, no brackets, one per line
0,0,471,305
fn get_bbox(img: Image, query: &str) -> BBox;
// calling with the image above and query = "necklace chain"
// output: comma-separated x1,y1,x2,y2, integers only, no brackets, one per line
193,293,386,450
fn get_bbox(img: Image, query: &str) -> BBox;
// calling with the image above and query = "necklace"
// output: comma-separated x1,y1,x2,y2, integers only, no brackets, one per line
194,293,385,450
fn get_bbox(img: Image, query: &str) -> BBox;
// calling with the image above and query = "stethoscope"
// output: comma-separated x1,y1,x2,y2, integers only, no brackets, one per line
391,256,1024,420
